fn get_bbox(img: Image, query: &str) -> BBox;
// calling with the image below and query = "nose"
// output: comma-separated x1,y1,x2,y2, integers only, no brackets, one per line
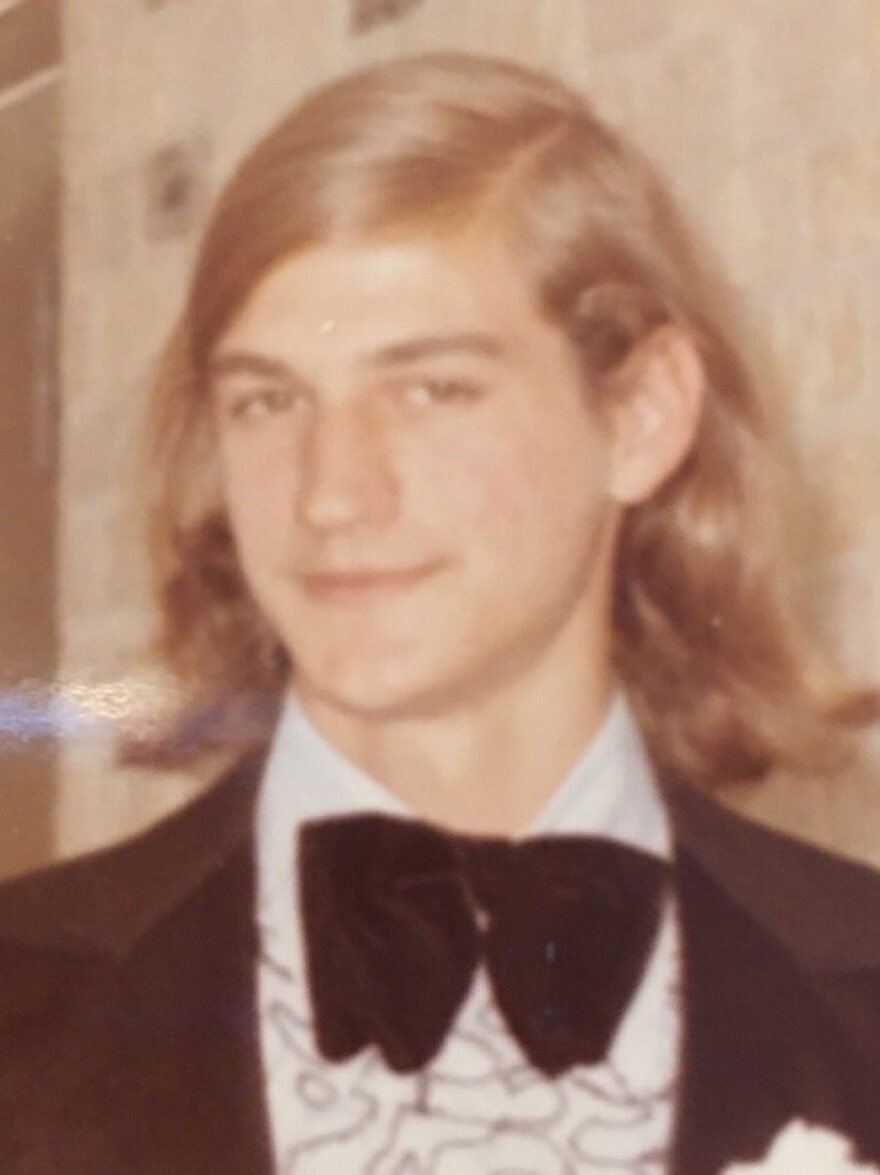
295,403,399,532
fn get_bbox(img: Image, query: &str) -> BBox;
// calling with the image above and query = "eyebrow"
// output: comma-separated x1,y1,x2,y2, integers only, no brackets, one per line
207,352,292,387
207,332,506,388
363,332,506,366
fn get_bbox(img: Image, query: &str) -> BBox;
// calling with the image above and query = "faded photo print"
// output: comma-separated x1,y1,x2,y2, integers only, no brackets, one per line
1,2,879,1172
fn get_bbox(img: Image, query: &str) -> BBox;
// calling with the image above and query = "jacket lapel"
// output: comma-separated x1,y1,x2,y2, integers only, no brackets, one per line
112,844,270,1173
111,762,274,1173
670,846,857,1175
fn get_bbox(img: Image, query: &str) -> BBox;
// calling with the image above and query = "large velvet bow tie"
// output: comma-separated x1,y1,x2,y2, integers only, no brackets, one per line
298,813,669,1077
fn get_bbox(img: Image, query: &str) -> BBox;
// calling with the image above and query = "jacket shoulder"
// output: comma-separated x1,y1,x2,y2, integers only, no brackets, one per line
666,781,880,974
0,749,262,958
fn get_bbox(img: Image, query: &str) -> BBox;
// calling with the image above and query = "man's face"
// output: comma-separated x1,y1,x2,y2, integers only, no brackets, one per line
209,230,623,722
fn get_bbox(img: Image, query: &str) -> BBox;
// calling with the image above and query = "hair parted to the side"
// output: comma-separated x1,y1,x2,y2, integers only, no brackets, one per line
132,51,877,785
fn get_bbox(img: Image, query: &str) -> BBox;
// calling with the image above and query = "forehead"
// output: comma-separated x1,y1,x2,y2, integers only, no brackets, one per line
213,230,548,361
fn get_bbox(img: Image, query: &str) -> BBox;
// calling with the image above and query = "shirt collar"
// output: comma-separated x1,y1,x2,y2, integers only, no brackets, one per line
256,689,671,881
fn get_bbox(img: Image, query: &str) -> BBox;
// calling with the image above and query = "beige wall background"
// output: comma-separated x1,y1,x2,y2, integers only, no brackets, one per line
56,0,880,864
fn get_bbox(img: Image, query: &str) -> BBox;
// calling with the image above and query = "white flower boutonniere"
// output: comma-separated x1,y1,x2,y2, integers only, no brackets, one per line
725,1121,879,1173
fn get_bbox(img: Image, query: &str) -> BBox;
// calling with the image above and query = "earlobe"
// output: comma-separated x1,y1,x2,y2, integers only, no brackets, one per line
608,326,705,505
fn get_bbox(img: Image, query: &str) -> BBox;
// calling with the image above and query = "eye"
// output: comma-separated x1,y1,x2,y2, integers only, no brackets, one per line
401,377,482,407
224,387,303,421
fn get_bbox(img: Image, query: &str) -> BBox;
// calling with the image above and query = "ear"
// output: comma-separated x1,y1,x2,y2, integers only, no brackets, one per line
607,325,705,505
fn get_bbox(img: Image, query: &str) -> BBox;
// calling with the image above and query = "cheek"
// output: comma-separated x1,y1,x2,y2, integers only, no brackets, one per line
410,438,523,547
220,439,298,556
414,424,608,556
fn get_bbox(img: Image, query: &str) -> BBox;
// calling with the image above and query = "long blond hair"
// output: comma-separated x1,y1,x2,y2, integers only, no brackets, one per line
134,52,876,785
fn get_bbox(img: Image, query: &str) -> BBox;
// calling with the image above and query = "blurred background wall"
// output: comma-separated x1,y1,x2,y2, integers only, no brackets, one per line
0,0,59,878
18,0,879,867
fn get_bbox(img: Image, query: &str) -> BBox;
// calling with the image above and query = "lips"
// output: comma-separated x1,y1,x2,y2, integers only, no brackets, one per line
300,563,440,603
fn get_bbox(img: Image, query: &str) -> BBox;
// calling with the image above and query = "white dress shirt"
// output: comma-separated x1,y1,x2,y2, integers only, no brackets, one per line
256,692,681,1173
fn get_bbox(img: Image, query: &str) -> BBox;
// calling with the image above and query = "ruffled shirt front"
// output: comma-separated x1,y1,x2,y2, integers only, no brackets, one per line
256,692,681,1174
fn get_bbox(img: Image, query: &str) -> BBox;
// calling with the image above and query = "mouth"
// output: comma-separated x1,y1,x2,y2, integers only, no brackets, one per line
300,562,442,604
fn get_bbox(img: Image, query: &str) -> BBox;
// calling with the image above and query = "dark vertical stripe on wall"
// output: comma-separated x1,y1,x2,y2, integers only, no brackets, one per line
0,54,59,877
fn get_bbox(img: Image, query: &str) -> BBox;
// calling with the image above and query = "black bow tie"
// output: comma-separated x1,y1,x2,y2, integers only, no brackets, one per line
298,813,669,1077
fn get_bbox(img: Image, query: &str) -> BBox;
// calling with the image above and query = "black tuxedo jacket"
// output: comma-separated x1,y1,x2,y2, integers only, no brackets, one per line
0,750,879,1174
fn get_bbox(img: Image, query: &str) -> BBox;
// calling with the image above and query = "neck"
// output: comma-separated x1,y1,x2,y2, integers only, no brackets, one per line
296,631,615,838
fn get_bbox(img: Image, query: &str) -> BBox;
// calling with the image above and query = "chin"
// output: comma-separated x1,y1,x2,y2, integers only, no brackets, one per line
291,650,468,724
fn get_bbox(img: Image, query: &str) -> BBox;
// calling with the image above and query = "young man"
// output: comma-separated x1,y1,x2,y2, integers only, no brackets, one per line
1,54,879,1174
